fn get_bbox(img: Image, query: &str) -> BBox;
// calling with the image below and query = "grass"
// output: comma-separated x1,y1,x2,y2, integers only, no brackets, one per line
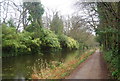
31,49,96,79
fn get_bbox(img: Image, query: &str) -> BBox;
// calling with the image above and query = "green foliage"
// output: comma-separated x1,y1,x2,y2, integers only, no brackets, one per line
2,22,79,57
25,24,36,32
7,18,16,27
2,24,41,57
96,26,118,35
96,3,119,79
2,39,29,56
50,13,64,34
39,28,61,49
68,25,98,49
2,1,80,58
103,50,120,79
2,24,16,38
67,37,79,49
24,2,44,20
19,32,41,54
23,2,44,27
58,34,79,50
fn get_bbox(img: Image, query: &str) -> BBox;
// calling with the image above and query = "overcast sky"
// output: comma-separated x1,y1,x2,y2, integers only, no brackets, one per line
0,0,78,22
9,0,77,15
1,0,77,15
40,0,76,16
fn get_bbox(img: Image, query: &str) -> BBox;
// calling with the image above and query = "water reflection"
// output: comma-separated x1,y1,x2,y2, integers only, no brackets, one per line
2,50,82,79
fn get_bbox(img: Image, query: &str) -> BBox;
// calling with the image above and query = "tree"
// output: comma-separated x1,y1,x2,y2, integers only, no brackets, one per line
23,2,44,28
64,14,98,49
7,18,16,27
75,2,99,32
50,12,64,35
96,2,120,79
0,0,25,32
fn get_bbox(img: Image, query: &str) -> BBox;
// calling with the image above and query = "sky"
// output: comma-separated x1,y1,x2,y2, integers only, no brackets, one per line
37,0,77,16
0,0,76,15
41,0,77,16
5,0,77,16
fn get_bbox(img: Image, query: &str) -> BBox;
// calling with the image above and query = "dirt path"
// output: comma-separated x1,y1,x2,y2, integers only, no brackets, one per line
66,49,109,79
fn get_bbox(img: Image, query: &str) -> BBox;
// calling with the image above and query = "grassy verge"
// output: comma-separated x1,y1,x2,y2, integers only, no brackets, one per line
31,49,96,79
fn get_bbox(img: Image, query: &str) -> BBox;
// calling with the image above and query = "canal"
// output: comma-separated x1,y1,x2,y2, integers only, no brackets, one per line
2,50,82,79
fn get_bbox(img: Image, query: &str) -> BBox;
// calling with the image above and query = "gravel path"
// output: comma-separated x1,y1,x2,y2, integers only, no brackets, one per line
66,49,109,79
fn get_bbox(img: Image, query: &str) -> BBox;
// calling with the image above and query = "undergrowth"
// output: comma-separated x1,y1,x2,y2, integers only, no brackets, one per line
31,49,96,79
103,50,120,80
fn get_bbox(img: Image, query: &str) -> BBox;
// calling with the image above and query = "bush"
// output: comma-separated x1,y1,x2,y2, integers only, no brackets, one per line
103,50,120,79
58,34,79,50
2,34,41,57
2,24,17,40
2,24,79,57
2,25,42,57
20,37,41,54
39,28,61,50
18,32,41,54
3,40,17,56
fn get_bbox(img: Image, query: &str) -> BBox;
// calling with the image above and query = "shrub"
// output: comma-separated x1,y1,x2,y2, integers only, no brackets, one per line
2,24,79,57
17,32,42,54
39,28,61,50
2,24,17,40
20,37,41,54
58,34,79,50
103,50,120,79
2,40,17,56
2,25,41,57
67,37,79,49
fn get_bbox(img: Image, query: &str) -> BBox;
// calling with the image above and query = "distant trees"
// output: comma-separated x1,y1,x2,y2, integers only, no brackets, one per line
63,15,98,49
50,12,64,35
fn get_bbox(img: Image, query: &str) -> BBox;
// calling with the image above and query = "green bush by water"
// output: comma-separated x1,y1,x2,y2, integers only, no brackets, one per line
39,28,61,50
2,24,42,57
2,24,79,57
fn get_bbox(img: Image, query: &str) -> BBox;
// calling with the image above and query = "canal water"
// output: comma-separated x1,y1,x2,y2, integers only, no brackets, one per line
2,50,82,79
